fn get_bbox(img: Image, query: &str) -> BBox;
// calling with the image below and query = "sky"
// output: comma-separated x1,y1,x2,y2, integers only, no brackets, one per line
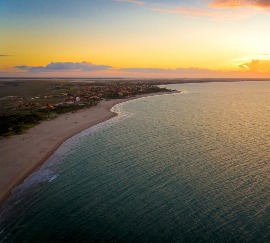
1,0,270,78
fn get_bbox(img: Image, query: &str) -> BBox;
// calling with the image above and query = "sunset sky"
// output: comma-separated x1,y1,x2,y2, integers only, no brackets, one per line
1,0,270,78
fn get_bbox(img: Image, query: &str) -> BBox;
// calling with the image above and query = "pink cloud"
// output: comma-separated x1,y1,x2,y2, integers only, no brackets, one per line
15,62,112,72
151,6,261,20
113,0,269,19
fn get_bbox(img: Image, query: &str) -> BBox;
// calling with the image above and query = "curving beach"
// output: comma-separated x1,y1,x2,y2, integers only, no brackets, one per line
0,92,173,205
1,82,270,241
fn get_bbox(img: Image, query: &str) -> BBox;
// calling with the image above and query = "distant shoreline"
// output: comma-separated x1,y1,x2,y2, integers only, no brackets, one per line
0,91,177,206
1,78,270,83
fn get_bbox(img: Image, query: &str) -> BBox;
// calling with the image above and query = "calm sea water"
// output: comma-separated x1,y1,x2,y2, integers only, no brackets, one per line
1,81,270,242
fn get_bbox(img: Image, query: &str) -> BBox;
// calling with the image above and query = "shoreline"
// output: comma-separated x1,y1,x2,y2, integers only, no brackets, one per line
0,91,176,206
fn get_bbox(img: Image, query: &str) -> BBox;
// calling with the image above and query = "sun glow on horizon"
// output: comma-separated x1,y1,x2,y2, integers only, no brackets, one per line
1,0,270,78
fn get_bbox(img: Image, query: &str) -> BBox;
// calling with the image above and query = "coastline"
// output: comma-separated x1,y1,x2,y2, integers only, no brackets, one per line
0,91,176,205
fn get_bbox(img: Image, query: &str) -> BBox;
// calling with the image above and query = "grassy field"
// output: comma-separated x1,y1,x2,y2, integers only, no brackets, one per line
0,79,69,98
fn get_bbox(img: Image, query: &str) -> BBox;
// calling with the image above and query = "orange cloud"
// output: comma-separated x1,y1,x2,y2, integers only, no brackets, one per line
239,59,270,73
211,0,270,8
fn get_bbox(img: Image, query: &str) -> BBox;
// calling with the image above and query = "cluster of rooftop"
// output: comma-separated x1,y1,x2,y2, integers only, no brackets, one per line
0,81,171,136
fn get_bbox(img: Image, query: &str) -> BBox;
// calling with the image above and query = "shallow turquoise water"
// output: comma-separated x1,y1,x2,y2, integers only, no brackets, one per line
1,81,270,242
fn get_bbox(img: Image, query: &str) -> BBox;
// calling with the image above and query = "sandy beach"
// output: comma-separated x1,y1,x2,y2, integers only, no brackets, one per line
0,92,173,205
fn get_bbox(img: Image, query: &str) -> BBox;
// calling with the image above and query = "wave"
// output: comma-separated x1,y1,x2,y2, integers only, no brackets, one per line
48,174,59,183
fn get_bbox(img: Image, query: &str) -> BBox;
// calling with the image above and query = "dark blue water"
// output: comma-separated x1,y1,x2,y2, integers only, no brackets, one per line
1,81,270,242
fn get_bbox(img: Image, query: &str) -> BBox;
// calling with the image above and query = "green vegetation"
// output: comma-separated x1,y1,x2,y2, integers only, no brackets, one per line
1,105,92,136
0,79,172,137
0,104,97,136
0,111,43,136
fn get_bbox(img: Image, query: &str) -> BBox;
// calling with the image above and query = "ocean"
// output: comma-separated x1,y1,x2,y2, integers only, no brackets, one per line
0,81,269,242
